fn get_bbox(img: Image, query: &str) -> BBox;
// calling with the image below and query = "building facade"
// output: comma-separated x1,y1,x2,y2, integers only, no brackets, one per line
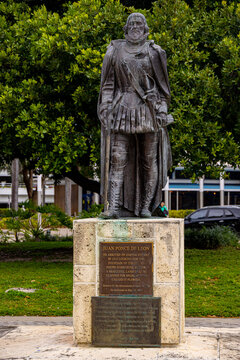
1,167,240,211
164,167,240,210
0,170,54,208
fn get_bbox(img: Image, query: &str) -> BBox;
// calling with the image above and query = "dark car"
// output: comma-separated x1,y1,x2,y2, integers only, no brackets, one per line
184,206,240,232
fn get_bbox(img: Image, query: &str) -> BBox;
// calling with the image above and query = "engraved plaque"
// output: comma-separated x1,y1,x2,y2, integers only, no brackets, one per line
92,296,161,347
99,242,153,295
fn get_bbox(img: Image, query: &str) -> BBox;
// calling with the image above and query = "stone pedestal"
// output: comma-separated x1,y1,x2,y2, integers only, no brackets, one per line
73,218,184,345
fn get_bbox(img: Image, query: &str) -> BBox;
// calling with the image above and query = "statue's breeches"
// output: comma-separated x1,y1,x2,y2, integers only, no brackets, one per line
109,133,159,212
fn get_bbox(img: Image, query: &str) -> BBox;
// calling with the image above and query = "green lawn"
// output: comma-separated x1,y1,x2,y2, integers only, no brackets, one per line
0,241,73,316
0,261,72,315
185,247,240,317
0,242,239,317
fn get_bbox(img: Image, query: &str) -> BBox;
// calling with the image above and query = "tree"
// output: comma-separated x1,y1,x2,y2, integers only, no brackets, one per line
120,0,154,9
148,0,240,179
0,0,239,194
0,1,121,192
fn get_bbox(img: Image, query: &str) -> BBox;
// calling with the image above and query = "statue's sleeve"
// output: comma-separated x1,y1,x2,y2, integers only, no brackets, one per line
150,44,171,107
98,44,115,124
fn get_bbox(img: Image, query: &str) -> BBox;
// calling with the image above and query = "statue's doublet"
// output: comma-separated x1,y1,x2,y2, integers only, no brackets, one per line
98,40,171,135
112,42,156,133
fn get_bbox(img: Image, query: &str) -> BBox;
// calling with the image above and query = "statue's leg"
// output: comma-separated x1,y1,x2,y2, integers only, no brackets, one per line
139,133,158,217
103,133,129,218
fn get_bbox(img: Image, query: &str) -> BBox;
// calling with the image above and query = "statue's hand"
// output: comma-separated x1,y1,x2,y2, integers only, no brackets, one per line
155,100,168,127
159,112,167,126
156,113,167,127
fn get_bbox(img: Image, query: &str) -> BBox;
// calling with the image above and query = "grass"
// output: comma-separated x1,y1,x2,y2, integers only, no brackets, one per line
0,241,73,316
0,241,239,317
0,241,73,260
0,261,72,315
185,247,240,317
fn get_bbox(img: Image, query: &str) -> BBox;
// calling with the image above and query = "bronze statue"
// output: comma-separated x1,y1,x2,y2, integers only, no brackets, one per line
98,13,173,218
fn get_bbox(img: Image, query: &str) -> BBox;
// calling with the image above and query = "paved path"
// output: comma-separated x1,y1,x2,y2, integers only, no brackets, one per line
0,317,240,360
1,316,240,328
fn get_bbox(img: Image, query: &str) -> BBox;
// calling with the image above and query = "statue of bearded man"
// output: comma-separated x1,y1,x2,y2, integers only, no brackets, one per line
98,13,173,218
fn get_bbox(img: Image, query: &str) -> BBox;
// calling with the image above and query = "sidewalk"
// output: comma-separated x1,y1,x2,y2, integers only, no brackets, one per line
0,317,240,360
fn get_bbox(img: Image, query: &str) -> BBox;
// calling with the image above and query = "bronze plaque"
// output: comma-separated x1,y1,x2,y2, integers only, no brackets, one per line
99,242,153,295
92,296,161,347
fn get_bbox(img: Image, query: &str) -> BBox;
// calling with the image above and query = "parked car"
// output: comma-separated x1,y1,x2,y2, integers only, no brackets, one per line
184,206,240,232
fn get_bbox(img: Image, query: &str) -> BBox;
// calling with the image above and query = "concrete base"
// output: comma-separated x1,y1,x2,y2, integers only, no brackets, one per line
3,324,240,360
73,218,184,345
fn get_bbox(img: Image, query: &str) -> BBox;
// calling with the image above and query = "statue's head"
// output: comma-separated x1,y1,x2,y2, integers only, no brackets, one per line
124,13,149,44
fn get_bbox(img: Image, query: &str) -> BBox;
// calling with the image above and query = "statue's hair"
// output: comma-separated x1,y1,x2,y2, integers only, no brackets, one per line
123,13,149,35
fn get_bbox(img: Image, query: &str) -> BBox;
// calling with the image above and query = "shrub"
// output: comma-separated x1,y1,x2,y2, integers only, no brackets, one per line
39,233,73,242
0,229,11,243
185,225,240,249
0,209,8,218
78,206,193,219
36,204,73,229
78,203,104,219
169,209,195,218
0,201,72,242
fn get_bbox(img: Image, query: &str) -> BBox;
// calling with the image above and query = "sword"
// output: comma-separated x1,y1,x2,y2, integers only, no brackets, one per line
103,126,111,212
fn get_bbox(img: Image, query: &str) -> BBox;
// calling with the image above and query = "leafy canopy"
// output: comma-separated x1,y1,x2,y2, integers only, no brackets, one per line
0,0,239,188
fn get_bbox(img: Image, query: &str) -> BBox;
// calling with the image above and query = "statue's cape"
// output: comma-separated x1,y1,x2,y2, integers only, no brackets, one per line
98,40,172,215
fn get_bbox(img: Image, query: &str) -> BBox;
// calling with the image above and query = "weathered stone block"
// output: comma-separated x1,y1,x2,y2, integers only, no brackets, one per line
73,221,96,265
155,222,180,283
96,220,133,239
73,283,96,344
153,284,182,344
74,265,96,283
132,221,155,239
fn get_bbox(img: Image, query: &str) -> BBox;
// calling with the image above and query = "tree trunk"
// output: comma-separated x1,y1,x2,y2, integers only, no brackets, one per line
65,165,100,194
42,176,46,205
22,167,34,200
11,159,19,211
65,177,72,216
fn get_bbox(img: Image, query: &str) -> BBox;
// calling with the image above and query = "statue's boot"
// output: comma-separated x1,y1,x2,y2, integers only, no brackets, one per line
99,179,122,219
140,182,155,218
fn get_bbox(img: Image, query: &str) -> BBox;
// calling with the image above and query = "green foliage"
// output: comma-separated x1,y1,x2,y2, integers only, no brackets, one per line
185,225,240,249
78,203,104,218
148,0,240,179
0,0,239,184
79,207,194,219
0,201,72,242
0,0,127,179
4,217,22,242
169,209,195,218
0,229,11,243
40,233,73,241
35,204,73,229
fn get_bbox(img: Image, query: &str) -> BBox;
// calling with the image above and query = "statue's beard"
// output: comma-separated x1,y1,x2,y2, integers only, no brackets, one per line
125,32,148,45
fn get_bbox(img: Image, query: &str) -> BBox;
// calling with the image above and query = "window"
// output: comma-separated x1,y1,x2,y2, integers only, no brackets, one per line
225,209,233,217
208,209,224,218
230,192,240,205
179,191,198,210
204,192,220,206
232,208,240,217
190,209,208,219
